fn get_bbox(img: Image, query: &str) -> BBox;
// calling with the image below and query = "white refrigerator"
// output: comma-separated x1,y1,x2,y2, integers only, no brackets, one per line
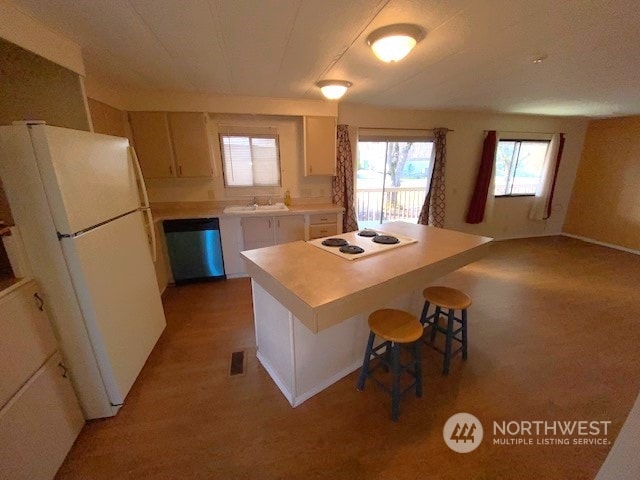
0,122,166,419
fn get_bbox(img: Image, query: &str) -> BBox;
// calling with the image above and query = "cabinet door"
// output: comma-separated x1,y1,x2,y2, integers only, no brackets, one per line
241,217,274,251
167,112,215,178
128,112,176,178
276,215,305,245
304,116,337,176
219,216,246,277
0,280,57,408
0,352,84,480
87,98,126,138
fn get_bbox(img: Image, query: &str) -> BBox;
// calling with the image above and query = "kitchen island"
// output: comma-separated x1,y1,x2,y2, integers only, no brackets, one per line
241,222,492,407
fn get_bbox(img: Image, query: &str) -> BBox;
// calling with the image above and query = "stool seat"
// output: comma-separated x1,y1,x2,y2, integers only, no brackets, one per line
422,286,472,310
358,309,423,421
369,309,423,343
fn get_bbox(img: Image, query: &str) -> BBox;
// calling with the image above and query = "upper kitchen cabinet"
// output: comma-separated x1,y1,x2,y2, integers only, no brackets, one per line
128,112,176,179
167,113,216,178
128,112,216,179
87,98,127,138
303,116,337,176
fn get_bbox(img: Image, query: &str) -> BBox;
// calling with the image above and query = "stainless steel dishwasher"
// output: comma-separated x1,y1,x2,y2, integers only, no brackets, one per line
163,218,226,283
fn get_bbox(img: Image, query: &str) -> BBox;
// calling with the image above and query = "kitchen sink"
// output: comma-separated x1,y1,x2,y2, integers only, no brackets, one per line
223,204,289,213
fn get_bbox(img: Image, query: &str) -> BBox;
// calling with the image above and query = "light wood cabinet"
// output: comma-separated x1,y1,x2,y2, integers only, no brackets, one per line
0,279,84,480
128,112,175,178
303,116,337,176
0,352,84,480
308,212,341,239
129,112,216,179
242,215,305,251
167,112,215,177
275,215,305,245
87,98,127,138
242,217,275,251
219,216,245,278
0,280,57,408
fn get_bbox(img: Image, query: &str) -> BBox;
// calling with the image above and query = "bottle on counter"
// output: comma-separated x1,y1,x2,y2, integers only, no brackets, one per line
284,189,292,206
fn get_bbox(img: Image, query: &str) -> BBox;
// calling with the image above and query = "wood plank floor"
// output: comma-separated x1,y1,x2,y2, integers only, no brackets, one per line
55,236,640,479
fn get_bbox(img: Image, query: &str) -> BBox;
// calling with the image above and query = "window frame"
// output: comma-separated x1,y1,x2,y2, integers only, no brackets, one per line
494,138,550,198
218,132,282,188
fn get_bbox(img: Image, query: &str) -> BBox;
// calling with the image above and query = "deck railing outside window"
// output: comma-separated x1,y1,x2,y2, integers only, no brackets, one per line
356,186,426,226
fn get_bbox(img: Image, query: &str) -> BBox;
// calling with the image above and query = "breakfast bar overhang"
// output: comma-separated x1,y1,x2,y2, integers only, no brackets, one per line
241,222,492,407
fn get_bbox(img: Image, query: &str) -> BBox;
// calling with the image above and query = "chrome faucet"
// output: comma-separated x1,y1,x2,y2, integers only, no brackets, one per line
252,196,259,208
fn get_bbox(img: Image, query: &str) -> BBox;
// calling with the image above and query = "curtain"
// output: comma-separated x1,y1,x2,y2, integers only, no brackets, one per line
529,133,566,220
418,128,448,227
332,124,359,232
465,130,498,224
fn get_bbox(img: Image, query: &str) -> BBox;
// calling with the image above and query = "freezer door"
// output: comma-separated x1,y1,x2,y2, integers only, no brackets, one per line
30,125,143,234
60,210,166,407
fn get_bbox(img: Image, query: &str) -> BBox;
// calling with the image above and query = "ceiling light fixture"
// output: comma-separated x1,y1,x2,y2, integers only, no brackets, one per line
316,80,352,100
367,24,424,63
532,54,548,64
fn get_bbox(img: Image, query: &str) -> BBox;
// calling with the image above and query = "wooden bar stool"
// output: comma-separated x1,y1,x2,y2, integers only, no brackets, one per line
420,286,472,375
356,309,423,421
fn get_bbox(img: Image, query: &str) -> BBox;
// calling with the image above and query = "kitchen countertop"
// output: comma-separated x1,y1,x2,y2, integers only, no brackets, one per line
151,202,343,223
241,221,493,333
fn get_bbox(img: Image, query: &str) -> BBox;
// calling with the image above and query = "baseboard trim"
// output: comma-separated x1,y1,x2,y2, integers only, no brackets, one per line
256,350,362,408
561,233,640,256
494,232,559,241
256,351,296,406
293,361,362,407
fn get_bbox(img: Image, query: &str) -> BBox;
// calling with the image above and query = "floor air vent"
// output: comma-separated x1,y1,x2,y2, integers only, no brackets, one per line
229,350,246,376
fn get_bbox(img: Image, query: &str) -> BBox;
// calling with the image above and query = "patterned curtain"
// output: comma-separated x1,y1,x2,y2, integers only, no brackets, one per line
332,125,359,232
418,128,448,227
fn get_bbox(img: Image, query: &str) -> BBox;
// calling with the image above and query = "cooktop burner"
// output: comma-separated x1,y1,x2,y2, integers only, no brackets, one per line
339,245,365,254
372,235,400,245
357,229,378,237
321,238,349,247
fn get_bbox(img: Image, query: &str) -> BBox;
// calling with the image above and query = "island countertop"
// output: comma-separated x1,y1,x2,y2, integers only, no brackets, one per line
241,221,492,333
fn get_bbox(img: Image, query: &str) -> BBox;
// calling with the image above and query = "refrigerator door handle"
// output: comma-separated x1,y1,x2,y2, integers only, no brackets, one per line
129,146,150,208
143,208,157,262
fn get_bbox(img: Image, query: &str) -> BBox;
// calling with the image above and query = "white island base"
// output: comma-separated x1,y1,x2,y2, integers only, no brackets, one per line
252,281,423,407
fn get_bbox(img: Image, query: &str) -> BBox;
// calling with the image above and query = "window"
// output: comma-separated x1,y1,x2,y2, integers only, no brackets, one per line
356,132,433,227
495,140,549,196
220,133,280,187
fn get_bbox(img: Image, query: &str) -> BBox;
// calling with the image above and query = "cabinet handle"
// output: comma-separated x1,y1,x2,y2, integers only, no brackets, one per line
169,165,173,175
58,362,69,378
34,292,44,311
277,219,280,228
179,165,183,176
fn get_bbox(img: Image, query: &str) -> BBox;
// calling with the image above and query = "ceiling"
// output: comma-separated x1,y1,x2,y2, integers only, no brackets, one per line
12,0,640,117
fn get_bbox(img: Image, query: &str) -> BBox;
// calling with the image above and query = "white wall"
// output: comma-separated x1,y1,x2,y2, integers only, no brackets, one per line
339,103,589,239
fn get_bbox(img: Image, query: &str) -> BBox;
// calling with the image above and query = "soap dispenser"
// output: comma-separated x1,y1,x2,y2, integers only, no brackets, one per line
284,189,291,206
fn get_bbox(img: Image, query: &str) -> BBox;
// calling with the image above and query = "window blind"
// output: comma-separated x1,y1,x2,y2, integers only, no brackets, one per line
220,133,280,187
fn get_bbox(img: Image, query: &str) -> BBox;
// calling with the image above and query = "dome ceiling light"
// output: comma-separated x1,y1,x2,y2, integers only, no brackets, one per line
367,24,425,63
316,80,353,100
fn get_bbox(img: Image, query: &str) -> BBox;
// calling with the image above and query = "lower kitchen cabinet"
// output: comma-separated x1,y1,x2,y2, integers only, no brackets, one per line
0,280,57,407
0,352,84,480
241,215,305,251
275,215,305,245
0,279,84,480
219,217,245,278
308,212,341,239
